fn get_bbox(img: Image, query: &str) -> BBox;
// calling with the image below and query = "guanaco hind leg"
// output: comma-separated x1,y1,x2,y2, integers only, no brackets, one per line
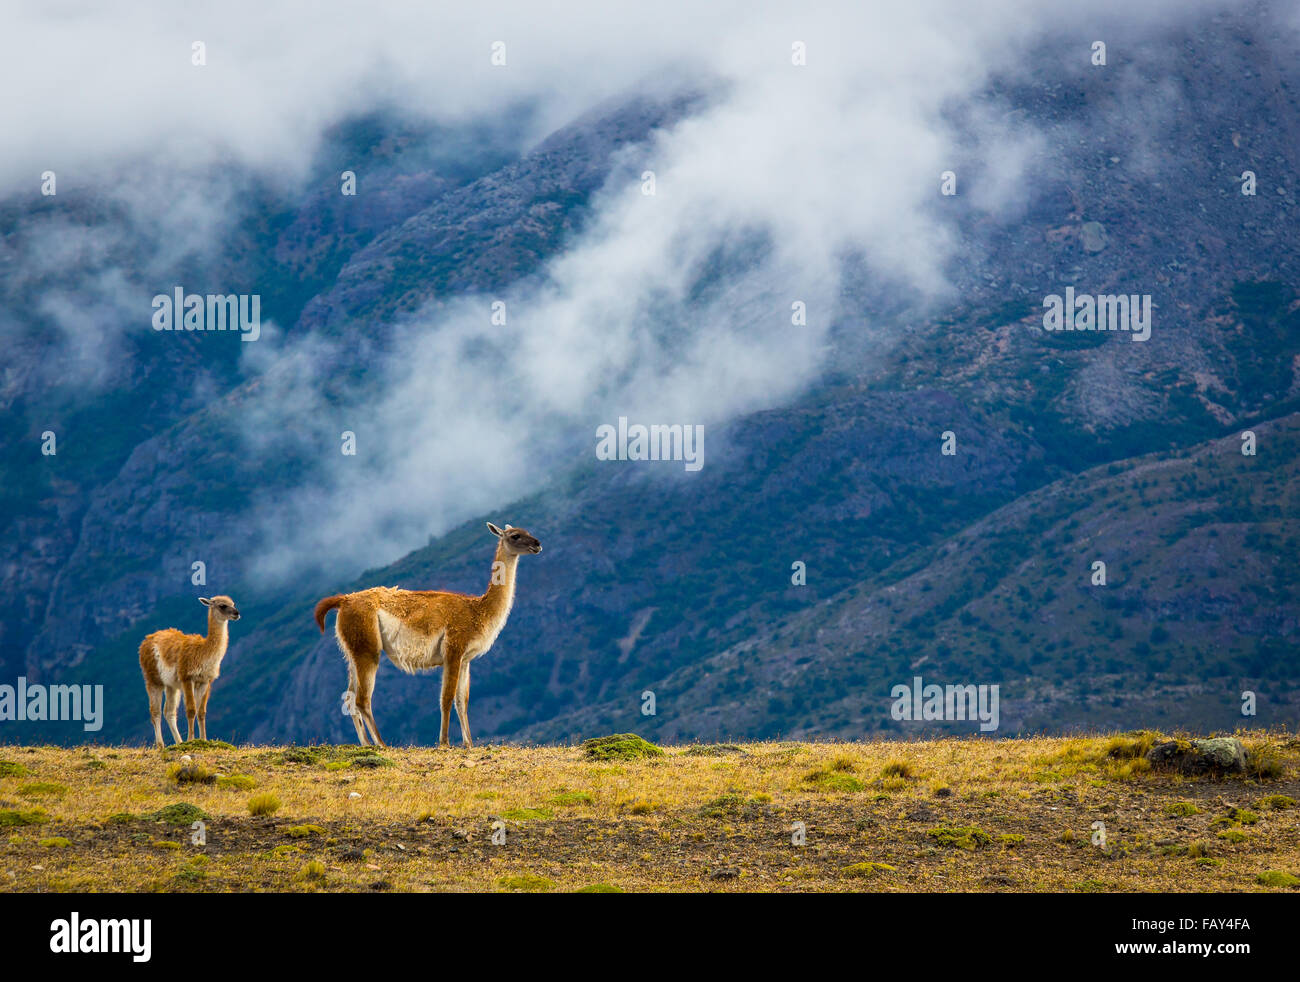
336,605,385,746
355,660,385,747
164,686,184,744
146,684,165,747
439,651,464,748
343,660,368,745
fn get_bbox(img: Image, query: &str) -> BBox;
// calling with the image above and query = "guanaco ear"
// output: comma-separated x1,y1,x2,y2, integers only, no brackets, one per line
504,524,514,530
486,522,503,537
198,597,212,607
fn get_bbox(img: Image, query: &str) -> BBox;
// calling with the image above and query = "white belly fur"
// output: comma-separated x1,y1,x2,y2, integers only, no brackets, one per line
377,610,446,673
154,645,180,688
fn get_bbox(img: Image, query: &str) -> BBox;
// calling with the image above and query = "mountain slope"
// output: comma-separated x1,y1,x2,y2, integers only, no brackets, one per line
4,6,1299,747
523,412,1300,742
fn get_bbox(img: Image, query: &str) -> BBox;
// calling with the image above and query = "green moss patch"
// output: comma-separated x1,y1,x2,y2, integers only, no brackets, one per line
163,740,235,753
298,860,326,882
929,826,992,850
500,808,553,821
275,746,393,768
1259,794,1295,810
842,861,897,878
149,803,208,826
1255,871,1300,888
549,791,593,806
0,807,49,827
580,734,663,762
173,857,210,885
802,769,866,792
1211,807,1259,827
17,782,66,799
681,744,746,757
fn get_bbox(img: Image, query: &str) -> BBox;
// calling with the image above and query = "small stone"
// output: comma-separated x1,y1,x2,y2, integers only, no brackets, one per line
348,792,362,799
1080,221,1108,253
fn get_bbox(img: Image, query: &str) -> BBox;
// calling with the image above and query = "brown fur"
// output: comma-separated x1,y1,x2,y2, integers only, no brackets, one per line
139,595,241,746
315,523,541,748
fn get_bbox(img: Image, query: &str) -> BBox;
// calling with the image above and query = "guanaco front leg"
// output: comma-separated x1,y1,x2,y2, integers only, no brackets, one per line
182,680,198,742
196,681,212,741
439,651,463,748
454,661,472,748
165,687,183,744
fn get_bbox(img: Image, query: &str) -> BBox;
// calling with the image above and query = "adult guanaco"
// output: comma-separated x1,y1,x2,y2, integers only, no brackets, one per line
139,595,241,746
314,523,542,748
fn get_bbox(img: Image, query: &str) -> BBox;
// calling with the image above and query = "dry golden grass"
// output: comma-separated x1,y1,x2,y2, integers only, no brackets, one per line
2,731,1297,893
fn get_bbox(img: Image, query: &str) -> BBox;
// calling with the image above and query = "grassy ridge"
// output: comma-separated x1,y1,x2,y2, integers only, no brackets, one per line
2,732,1298,893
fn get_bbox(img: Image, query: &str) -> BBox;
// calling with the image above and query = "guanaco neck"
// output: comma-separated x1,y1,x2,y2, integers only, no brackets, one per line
203,607,230,664
480,539,518,623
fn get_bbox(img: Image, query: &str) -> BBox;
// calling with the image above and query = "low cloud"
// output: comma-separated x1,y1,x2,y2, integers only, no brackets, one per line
2,0,1247,579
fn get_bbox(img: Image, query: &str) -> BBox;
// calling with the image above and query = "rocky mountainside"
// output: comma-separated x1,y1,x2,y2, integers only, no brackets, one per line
3,6,1298,746
6,95,697,676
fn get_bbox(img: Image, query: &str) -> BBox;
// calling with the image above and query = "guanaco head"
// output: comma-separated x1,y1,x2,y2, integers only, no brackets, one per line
486,522,542,555
199,595,241,621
